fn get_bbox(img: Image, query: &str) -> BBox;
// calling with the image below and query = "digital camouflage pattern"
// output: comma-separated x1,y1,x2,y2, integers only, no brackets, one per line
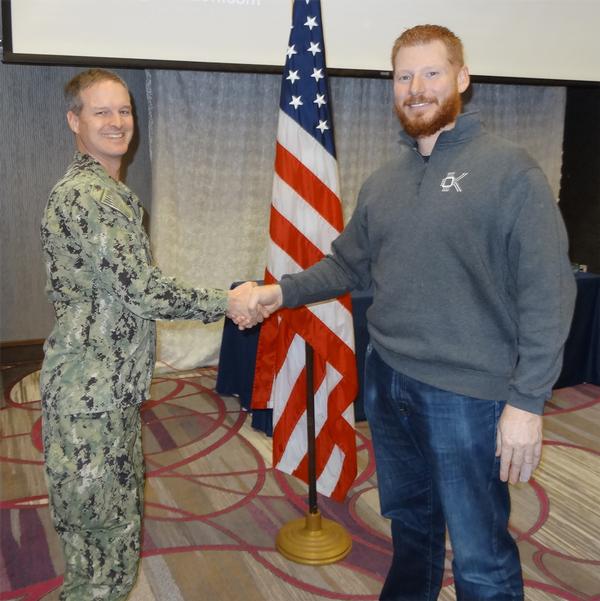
43,406,143,601
40,152,228,599
40,152,228,415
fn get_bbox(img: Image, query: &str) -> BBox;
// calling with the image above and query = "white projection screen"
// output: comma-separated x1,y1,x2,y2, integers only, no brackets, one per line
3,0,600,83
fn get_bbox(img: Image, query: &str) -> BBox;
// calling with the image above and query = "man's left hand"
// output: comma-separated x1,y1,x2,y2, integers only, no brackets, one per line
496,404,543,484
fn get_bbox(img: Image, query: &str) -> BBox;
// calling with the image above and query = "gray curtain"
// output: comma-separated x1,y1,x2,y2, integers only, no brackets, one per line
468,82,565,195
147,70,566,368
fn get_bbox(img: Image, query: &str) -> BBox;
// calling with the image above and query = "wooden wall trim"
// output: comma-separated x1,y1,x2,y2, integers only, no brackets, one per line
0,339,45,365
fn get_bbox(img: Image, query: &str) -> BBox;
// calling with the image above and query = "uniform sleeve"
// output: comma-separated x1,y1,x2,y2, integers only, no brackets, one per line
280,196,372,307
506,168,576,414
68,187,228,322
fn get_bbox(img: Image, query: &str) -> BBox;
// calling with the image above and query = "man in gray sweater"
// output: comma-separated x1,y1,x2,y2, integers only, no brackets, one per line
246,25,576,601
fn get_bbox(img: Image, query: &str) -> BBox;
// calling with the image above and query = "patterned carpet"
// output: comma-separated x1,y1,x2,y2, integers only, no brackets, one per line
1,366,599,600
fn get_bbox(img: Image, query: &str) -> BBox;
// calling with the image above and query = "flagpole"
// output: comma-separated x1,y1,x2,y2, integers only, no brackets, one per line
255,0,356,564
305,343,318,514
275,342,352,565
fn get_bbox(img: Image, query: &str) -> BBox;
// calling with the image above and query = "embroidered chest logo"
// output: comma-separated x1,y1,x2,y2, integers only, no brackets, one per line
440,171,469,192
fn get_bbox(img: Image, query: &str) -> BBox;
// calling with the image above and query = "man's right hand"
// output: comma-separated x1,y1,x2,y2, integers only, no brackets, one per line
227,283,283,330
250,284,283,316
236,284,282,330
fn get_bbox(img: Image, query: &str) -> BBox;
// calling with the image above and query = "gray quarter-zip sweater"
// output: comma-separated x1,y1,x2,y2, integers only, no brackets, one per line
279,111,576,414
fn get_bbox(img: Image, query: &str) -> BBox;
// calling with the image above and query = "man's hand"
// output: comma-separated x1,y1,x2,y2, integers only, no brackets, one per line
226,282,283,330
249,284,283,317
227,281,261,329
496,404,543,484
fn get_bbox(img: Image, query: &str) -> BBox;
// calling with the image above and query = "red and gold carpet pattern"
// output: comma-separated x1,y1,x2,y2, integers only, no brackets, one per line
1,367,599,600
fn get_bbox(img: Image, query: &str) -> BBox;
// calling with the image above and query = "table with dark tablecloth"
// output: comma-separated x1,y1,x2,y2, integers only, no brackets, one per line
554,272,600,388
216,273,600,435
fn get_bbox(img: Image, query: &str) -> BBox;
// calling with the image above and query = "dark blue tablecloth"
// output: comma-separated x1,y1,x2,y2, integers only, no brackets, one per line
215,316,274,434
554,272,600,388
216,273,600,435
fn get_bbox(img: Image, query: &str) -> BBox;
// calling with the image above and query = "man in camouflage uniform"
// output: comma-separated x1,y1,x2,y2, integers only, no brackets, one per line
40,68,257,600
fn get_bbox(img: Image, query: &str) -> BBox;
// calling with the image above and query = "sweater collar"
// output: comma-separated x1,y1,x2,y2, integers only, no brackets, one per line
398,110,483,151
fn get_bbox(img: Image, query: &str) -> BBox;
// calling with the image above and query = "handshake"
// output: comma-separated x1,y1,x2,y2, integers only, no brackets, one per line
226,281,283,329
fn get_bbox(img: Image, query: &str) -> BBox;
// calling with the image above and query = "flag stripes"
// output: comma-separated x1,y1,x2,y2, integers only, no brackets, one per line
251,0,357,501
272,175,340,256
275,140,342,230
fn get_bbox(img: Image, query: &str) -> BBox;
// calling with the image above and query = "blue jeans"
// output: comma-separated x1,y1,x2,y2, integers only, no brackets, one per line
364,346,523,601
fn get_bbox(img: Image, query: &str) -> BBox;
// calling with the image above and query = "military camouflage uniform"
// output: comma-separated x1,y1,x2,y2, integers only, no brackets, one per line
42,407,143,601
40,152,228,600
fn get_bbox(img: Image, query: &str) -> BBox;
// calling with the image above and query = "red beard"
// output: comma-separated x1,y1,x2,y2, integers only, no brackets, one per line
395,91,462,138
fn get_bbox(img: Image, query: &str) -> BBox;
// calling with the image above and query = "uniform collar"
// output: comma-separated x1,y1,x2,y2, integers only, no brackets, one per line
71,152,127,190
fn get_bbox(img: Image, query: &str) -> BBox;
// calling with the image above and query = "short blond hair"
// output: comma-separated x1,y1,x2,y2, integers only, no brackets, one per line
391,24,464,69
64,68,129,114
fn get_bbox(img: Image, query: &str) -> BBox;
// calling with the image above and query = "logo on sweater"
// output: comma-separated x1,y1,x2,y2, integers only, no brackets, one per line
440,171,469,192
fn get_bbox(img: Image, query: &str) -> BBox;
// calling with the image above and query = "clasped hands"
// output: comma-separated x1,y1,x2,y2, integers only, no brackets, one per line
226,282,283,329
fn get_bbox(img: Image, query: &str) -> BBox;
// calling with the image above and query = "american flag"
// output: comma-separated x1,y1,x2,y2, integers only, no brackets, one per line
251,0,358,501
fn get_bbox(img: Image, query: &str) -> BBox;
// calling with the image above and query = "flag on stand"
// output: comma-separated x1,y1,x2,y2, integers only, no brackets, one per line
251,0,358,501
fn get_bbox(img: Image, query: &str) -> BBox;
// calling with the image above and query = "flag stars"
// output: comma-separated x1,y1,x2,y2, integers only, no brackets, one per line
286,45,297,59
314,93,327,107
316,120,329,133
289,95,304,109
304,16,318,30
307,41,321,56
286,69,300,84
311,68,324,82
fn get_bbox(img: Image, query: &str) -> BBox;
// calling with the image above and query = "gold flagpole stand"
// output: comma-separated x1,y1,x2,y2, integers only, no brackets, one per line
276,509,352,565
275,344,352,565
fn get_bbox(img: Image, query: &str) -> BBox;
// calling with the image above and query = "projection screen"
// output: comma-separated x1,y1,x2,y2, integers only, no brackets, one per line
2,0,599,83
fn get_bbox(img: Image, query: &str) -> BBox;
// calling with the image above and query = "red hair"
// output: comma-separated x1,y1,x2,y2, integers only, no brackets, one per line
391,24,464,69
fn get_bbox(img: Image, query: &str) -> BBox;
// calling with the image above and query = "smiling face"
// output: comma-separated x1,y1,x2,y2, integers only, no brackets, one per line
393,39,469,139
66,80,133,178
